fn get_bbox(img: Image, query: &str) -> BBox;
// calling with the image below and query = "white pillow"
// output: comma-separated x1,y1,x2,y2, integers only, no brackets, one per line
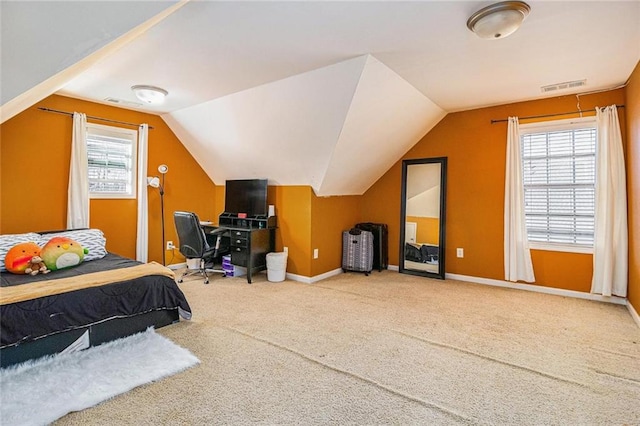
0,233,41,272
39,229,107,262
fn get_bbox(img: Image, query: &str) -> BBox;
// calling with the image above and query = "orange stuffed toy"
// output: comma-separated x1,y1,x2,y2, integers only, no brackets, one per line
4,242,50,275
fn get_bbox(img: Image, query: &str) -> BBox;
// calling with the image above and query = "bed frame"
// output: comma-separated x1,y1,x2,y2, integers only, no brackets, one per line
0,309,179,367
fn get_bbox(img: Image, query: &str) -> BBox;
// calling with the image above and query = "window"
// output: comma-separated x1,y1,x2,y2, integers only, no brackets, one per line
520,117,596,253
86,123,137,199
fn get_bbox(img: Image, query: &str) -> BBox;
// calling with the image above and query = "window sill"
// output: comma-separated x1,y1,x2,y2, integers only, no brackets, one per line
90,194,136,200
529,242,593,254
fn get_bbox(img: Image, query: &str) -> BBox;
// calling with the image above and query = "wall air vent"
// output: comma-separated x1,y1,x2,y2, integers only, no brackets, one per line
541,79,586,93
104,97,143,107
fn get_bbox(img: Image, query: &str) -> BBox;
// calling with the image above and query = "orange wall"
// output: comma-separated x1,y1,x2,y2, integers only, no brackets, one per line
362,89,626,292
0,95,217,264
626,61,640,311
529,251,593,292
311,194,361,277
2,86,634,291
212,184,313,277
212,184,361,278
406,216,439,245
361,161,403,265
271,186,313,276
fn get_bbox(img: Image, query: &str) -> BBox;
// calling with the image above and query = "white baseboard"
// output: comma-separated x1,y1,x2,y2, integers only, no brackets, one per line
628,301,640,328
289,266,400,283
286,268,343,284
391,266,625,306
445,272,627,306
278,265,639,329
285,271,313,284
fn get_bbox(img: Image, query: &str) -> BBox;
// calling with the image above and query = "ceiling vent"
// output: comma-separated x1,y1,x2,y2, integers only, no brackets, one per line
541,79,586,93
104,97,143,107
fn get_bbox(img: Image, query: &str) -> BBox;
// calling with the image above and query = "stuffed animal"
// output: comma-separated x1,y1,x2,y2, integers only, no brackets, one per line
41,236,88,271
4,242,42,274
24,255,50,275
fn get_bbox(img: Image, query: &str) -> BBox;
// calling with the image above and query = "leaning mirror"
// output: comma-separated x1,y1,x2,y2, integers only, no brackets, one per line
399,157,447,279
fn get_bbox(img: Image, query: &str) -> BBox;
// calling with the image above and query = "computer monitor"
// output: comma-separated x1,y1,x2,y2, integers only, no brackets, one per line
224,179,268,217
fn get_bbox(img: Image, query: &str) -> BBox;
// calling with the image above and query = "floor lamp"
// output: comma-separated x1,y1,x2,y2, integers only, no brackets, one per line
148,164,169,265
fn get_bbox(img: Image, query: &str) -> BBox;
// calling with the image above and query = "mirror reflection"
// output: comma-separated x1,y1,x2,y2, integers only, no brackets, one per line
400,158,447,279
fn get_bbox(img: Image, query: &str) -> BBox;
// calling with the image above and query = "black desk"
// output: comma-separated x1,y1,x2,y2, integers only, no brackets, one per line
202,224,275,284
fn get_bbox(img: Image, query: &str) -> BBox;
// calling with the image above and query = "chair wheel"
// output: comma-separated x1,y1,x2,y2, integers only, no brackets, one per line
177,278,183,283
204,279,209,284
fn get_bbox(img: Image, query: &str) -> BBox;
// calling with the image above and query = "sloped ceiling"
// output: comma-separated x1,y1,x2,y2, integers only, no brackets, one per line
407,164,441,218
407,164,441,199
0,1,184,122
163,55,445,195
2,1,640,196
407,187,440,218
317,56,445,196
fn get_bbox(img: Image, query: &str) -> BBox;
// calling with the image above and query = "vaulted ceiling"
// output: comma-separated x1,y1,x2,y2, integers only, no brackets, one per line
2,1,639,195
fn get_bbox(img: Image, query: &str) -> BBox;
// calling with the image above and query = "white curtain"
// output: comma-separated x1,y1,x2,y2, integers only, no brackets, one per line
504,117,536,282
135,124,149,263
67,112,89,229
591,106,628,297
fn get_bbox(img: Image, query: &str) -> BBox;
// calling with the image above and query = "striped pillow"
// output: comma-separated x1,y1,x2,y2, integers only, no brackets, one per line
39,229,107,262
0,233,41,272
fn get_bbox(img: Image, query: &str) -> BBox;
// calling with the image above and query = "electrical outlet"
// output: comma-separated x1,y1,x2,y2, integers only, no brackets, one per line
166,241,175,250
456,248,464,258
283,246,288,253
313,248,319,259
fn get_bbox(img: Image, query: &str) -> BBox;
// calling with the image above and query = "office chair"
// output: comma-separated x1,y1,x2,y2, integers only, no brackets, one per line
173,211,229,284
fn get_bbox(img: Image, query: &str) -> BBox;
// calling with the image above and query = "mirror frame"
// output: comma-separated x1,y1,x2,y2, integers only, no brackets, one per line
399,157,447,279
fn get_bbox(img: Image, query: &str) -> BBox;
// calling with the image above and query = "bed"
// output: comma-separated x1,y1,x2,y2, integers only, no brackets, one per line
405,242,439,263
404,242,439,273
1,237,191,367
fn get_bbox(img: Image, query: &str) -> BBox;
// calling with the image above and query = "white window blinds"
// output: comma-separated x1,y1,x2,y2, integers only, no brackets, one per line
520,119,596,247
86,123,137,199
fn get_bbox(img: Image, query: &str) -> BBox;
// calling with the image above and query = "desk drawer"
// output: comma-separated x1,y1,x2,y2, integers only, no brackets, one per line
231,237,248,248
231,248,248,267
230,230,249,239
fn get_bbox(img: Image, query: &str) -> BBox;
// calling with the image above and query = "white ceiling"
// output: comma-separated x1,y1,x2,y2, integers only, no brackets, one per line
3,1,639,195
0,0,184,122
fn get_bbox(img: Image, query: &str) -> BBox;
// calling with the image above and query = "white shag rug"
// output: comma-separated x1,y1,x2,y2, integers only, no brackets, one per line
0,328,199,426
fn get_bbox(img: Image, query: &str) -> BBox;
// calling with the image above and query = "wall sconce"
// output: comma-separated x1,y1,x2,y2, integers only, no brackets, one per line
148,164,169,265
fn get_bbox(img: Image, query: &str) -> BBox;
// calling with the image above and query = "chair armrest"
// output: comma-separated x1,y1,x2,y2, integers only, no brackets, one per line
209,227,229,236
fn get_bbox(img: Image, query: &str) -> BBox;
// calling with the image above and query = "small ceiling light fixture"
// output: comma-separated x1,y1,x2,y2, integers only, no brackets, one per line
131,85,168,104
467,1,531,40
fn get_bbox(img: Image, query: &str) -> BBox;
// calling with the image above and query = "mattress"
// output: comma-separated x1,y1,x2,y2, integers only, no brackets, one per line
1,253,191,348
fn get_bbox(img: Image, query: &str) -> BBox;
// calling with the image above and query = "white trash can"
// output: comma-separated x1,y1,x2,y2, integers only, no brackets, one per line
186,258,201,270
266,252,288,282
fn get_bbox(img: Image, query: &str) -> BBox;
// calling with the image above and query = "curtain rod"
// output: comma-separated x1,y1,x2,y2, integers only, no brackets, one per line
37,107,154,129
490,105,625,124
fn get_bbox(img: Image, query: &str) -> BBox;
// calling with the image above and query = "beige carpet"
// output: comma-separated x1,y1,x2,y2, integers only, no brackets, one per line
58,271,640,425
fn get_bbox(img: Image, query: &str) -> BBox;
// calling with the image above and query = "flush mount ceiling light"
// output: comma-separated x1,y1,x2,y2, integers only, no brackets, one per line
467,1,531,40
131,85,168,104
